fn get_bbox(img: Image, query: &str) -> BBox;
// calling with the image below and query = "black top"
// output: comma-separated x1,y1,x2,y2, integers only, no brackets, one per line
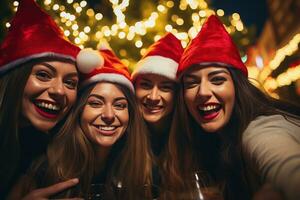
1,126,49,199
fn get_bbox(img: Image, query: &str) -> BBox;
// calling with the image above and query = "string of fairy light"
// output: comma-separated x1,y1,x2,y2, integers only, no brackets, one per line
4,0,300,96
7,0,245,54
261,33,300,96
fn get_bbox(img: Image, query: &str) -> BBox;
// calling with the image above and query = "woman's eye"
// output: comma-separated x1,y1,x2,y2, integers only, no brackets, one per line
114,102,127,110
183,80,198,89
88,100,103,107
160,84,174,92
35,71,51,81
64,79,78,90
211,77,226,85
139,82,152,89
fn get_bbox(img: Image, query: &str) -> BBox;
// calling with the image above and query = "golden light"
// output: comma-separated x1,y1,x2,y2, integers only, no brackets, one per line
66,21,72,26
84,26,91,33
199,10,206,17
13,1,19,7
64,30,70,36
176,18,184,25
199,1,208,9
119,49,127,57
181,41,188,48
72,24,79,30
216,9,224,16
140,48,147,56
171,15,179,22
165,24,173,32
95,13,103,20
95,31,103,39
232,13,240,21
103,30,111,37
119,21,127,29
166,1,174,8
157,5,166,12
135,40,143,48
236,21,244,31
61,17,67,23
69,15,76,21
80,1,87,8
44,0,52,6
5,22,11,28
188,26,198,39
179,4,187,11
176,32,188,40
59,5,65,11
60,11,66,18
74,37,81,44
154,35,161,41
67,0,73,4
75,6,82,13
86,9,94,17
127,32,135,40
118,31,126,39
192,13,200,22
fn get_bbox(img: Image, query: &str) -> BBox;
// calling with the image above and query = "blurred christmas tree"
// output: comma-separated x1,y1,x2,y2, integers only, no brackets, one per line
0,0,255,71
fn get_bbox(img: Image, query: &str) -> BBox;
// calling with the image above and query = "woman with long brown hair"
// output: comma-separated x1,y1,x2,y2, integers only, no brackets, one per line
12,47,153,199
131,32,183,197
165,15,300,200
0,0,80,198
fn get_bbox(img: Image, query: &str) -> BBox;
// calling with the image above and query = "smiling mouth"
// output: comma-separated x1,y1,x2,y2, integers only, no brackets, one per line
198,104,222,120
143,103,163,113
34,100,62,119
93,125,119,136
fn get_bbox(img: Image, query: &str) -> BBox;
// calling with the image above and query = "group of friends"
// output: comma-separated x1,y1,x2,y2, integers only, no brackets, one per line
0,0,300,199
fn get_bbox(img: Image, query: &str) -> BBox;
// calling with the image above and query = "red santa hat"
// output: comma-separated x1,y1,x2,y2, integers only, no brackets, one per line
177,15,248,77
76,46,134,92
131,32,184,81
0,0,80,75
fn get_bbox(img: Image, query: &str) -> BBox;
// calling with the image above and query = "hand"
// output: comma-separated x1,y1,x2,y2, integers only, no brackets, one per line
21,178,83,200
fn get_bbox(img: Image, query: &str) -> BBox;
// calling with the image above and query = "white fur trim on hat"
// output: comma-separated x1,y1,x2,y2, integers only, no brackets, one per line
81,73,135,93
77,48,104,73
132,55,178,81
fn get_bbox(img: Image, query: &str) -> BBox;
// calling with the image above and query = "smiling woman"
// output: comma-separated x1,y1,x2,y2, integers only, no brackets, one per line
0,0,80,198
12,47,153,200
164,15,300,200
132,33,183,197
21,61,78,132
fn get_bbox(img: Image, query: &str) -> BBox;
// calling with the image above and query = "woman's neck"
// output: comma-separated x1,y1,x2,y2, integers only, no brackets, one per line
93,146,111,176
148,114,172,135
147,115,172,156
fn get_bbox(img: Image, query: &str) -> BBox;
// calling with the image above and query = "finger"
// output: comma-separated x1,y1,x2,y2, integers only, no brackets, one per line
35,178,79,197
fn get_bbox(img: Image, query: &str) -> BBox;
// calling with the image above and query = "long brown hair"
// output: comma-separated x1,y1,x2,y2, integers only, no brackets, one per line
0,58,78,196
0,62,33,194
164,67,300,200
28,82,153,199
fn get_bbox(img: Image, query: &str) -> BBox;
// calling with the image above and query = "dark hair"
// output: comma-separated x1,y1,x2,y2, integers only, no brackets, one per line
0,62,32,194
26,82,153,199
0,57,77,196
164,66,300,200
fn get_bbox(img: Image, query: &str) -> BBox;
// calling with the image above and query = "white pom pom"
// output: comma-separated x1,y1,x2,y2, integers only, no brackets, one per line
76,48,104,73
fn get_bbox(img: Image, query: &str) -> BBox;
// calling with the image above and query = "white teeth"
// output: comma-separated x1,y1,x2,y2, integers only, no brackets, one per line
99,126,116,131
36,102,60,111
199,105,218,111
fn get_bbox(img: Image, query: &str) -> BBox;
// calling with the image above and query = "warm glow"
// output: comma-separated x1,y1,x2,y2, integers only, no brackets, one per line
216,9,224,16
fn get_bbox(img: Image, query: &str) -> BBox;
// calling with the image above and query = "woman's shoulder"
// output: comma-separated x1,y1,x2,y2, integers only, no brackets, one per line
243,114,300,139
